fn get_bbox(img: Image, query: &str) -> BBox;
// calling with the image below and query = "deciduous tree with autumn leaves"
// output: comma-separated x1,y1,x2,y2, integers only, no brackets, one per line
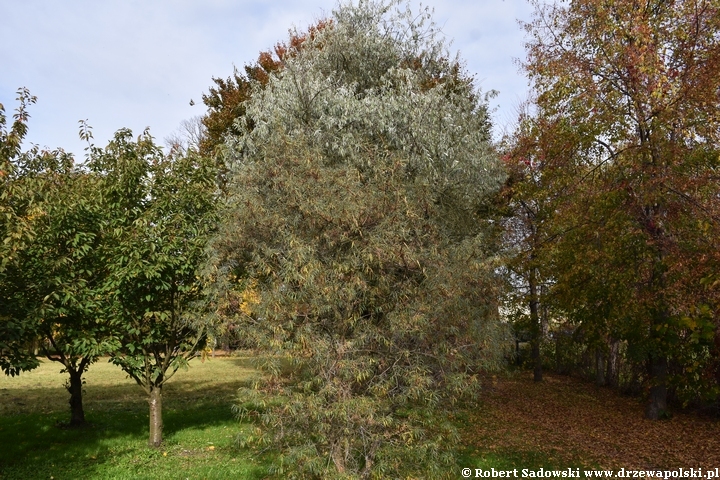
509,0,720,418
198,20,331,157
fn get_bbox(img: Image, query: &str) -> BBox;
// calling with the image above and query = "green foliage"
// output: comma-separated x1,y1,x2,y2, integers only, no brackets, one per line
1,90,121,427
199,20,330,161
18,159,113,349
87,127,216,387
87,127,219,443
11,155,117,425
209,1,510,477
2,91,116,389
0,88,41,376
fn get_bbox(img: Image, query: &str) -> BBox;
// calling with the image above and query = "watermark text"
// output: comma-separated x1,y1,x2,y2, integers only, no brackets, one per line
461,468,720,479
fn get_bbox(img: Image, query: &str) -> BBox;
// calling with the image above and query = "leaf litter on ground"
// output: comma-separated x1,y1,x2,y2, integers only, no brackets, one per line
465,372,720,469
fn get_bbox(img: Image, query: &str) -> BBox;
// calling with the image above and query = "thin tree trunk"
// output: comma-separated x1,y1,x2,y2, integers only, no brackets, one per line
148,385,163,447
606,339,620,388
595,347,606,386
555,335,562,374
331,439,347,475
715,325,720,396
645,252,670,420
529,269,542,382
67,368,86,426
532,337,542,382
361,442,378,480
44,336,89,428
516,339,522,366
646,353,668,419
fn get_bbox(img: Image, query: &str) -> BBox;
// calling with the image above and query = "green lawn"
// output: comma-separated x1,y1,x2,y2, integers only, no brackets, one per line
0,355,267,480
5,356,708,478
0,357,569,479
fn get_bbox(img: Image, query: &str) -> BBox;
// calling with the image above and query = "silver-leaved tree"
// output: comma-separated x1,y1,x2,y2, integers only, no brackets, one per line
206,0,511,477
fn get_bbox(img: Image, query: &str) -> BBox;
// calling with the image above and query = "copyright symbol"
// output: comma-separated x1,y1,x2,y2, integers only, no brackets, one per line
462,468,472,478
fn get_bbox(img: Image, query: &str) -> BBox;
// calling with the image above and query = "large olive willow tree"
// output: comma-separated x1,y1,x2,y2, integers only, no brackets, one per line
207,1,509,477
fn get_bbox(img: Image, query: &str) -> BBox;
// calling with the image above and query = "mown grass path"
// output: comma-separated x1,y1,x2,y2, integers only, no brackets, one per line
465,373,720,470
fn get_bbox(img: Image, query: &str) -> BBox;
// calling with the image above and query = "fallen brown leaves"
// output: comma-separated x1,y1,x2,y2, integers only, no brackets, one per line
465,373,720,469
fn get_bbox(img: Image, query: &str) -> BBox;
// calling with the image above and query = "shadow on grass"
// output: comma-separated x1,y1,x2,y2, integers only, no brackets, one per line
224,355,258,369
0,379,265,480
0,408,146,479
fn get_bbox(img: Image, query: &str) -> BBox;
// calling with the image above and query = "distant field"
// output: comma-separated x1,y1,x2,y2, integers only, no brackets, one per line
0,355,266,480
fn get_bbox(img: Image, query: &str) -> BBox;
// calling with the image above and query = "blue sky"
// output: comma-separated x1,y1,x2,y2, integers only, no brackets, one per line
1,0,534,158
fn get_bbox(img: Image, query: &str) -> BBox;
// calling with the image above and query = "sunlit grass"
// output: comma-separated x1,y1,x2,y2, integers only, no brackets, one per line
0,355,266,480
5,358,690,478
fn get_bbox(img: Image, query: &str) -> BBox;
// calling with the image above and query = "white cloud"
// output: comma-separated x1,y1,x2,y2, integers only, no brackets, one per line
1,0,532,157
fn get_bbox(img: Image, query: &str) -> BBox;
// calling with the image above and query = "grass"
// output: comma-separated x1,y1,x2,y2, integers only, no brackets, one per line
3,358,717,478
0,356,572,480
0,355,267,480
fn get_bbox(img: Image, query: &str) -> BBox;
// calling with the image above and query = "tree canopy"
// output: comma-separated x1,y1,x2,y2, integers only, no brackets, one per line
510,0,720,418
207,0,509,476
1,89,42,376
198,19,331,157
86,127,219,445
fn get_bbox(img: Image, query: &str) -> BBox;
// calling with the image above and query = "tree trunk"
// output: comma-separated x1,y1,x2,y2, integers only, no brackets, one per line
529,269,542,382
331,439,347,475
645,265,670,420
606,339,620,388
645,354,668,420
148,385,163,447
595,347,606,386
361,442,378,480
532,337,542,382
714,323,720,396
67,368,86,426
555,335,562,374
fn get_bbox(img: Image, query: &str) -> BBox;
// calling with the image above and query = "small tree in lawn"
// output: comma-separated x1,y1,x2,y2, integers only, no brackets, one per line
2,91,115,426
207,1,510,476
88,127,218,446
11,148,115,426
1,88,42,376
